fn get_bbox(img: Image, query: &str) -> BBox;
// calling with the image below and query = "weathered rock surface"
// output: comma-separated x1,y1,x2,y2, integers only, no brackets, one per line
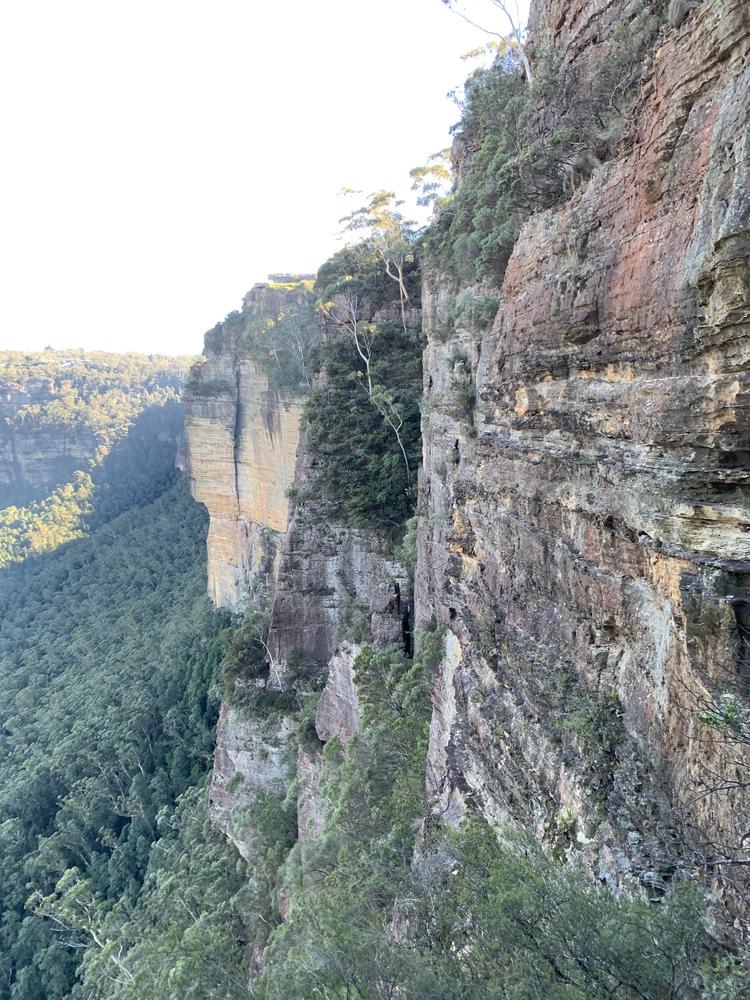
184,286,306,609
268,448,409,673
210,702,296,858
187,0,750,944
315,643,363,743
418,0,750,929
262,406,411,837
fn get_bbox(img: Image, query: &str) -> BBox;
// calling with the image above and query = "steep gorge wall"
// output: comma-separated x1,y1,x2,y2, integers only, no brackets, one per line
184,285,409,856
418,0,750,924
183,0,749,944
0,378,95,504
183,286,306,609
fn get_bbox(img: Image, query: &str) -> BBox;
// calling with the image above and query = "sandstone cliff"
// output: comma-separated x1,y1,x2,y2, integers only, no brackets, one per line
418,0,750,927
183,283,310,608
0,377,95,505
185,0,749,955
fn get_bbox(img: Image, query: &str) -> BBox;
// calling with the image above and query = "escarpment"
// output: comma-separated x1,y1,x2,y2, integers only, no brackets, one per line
0,378,95,505
1,353,191,509
183,0,750,972
184,282,312,609
419,0,750,926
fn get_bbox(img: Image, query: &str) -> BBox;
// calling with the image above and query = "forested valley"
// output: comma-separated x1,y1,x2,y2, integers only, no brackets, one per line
0,357,247,997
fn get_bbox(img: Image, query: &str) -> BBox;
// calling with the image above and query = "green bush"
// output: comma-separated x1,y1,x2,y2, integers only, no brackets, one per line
219,606,271,703
453,289,500,331
424,53,528,287
393,514,418,571
305,319,422,532
449,376,476,424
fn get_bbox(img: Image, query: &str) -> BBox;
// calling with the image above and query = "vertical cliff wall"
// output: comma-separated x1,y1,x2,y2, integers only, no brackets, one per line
184,282,411,858
184,357,301,609
184,284,308,609
418,0,750,923
183,0,748,951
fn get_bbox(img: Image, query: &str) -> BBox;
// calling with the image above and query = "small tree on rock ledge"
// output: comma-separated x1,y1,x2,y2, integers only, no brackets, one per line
320,290,413,489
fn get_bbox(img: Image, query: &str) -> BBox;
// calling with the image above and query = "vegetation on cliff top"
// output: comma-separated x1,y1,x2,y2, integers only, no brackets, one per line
424,0,671,287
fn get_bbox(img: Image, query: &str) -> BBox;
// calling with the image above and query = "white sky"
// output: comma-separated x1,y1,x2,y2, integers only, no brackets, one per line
0,0,529,356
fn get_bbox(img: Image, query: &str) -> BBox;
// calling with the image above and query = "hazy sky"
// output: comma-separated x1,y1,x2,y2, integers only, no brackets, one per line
0,0,529,356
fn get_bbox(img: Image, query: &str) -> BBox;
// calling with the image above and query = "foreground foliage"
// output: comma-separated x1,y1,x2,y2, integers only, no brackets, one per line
35,786,250,1000
245,635,713,999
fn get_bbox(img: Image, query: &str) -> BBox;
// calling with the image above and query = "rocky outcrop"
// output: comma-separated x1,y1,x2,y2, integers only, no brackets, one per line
315,643,363,743
211,703,296,858
418,0,750,929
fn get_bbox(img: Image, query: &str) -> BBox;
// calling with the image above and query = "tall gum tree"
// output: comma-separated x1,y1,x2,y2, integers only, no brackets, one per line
339,191,416,336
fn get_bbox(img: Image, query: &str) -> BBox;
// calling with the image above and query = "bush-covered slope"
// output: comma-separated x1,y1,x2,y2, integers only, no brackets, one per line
0,476,233,998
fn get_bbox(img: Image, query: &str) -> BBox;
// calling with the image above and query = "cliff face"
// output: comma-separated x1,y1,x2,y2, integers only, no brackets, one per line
184,356,301,609
0,378,95,505
418,0,750,920
267,425,409,673
184,0,748,948
184,285,308,609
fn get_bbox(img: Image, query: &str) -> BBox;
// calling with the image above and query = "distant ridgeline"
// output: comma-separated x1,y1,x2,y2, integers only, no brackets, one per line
0,350,194,566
